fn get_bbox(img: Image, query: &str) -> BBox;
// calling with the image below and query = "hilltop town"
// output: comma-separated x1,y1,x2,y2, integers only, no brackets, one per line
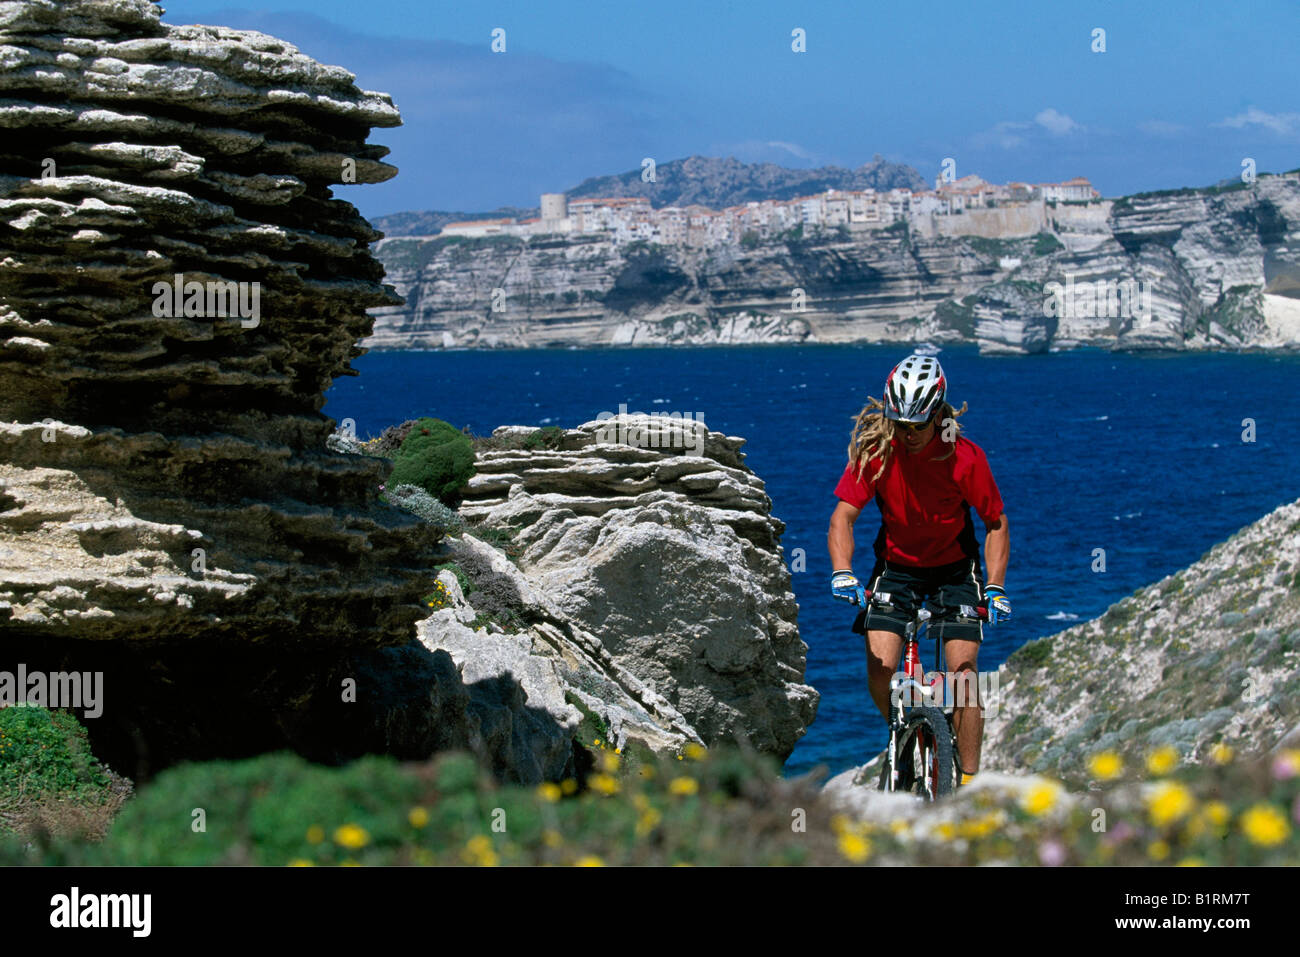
437,174,1103,246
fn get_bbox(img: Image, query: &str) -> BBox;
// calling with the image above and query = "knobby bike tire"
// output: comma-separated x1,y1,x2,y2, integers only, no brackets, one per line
896,707,955,800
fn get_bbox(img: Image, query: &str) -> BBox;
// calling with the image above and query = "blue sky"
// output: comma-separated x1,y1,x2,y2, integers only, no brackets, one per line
168,0,1300,218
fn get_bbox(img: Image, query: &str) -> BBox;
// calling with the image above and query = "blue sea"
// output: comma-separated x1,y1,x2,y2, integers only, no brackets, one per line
324,345,1300,779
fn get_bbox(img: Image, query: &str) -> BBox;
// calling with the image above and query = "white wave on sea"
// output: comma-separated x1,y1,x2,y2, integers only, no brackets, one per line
1046,612,1081,621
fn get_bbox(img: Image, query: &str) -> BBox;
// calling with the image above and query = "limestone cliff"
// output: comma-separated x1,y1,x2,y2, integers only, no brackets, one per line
367,177,1300,353
419,417,819,765
0,0,448,774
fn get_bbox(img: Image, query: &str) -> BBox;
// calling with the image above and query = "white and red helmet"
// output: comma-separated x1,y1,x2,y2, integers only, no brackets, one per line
883,354,946,423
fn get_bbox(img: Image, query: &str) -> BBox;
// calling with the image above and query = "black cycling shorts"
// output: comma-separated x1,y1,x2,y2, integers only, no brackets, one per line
851,556,986,644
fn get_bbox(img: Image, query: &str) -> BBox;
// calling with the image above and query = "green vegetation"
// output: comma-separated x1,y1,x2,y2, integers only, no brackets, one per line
933,295,977,338
963,235,1017,258
1009,637,1053,668
385,417,475,508
740,230,760,249
0,706,125,840
1032,231,1064,255
0,706,109,797
470,426,565,453
0,746,834,866
6,740,1298,866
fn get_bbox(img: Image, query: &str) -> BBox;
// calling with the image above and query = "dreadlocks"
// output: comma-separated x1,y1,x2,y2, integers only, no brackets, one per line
848,396,969,483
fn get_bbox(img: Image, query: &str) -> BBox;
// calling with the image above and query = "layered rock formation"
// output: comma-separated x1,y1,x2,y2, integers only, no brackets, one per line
980,494,1300,783
0,1,452,773
366,177,1300,353
421,417,820,761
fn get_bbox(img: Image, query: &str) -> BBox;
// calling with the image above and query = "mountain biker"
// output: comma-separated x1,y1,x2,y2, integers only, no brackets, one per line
827,353,1010,785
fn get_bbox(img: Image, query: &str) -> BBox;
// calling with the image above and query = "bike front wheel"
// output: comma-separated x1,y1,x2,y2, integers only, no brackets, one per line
895,707,955,800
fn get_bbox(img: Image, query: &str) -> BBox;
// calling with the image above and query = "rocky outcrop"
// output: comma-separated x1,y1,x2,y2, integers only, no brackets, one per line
492,417,817,752
367,176,1300,353
981,495,1300,784
0,1,457,774
427,417,820,761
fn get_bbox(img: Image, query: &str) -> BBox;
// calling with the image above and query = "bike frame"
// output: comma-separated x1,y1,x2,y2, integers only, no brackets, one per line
873,591,988,800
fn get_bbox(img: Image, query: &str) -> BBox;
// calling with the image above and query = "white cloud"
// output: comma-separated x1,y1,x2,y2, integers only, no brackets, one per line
1216,107,1300,136
715,139,820,165
1034,108,1079,135
1138,119,1185,136
765,140,816,161
971,120,1033,150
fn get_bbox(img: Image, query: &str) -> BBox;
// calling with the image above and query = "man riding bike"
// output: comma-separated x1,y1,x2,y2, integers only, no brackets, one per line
827,353,1010,785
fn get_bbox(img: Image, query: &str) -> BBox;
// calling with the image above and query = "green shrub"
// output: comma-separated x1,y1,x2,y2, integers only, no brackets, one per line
386,417,475,507
1032,232,1063,256
0,706,110,797
1009,638,1052,668
384,484,463,531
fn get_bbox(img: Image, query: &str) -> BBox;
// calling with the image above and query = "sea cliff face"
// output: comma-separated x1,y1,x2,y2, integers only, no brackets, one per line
0,0,443,774
366,177,1300,354
418,417,819,769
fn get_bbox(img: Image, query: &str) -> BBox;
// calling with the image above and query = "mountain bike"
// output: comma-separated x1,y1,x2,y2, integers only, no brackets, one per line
867,592,989,801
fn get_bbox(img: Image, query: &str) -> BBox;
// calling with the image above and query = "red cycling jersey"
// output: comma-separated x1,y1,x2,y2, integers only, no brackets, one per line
833,431,1003,568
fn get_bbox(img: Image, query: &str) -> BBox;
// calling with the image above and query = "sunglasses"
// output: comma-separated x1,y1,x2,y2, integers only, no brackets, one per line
895,417,934,434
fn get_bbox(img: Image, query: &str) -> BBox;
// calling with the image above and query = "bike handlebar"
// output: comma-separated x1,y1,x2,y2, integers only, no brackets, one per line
860,588,989,622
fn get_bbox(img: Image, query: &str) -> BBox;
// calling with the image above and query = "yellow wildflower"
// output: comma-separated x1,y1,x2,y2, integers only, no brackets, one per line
305,825,324,844
408,806,429,829
462,835,499,866
1146,746,1179,776
1204,801,1230,828
1209,742,1234,765
288,859,314,867
1177,857,1205,867
333,824,370,849
684,743,707,760
1240,803,1290,846
542,829,563,848
936,821,957,841
1087,751,1124,781
574,855,605,867
669,776,699,796
1148,840,1170,861
560,778,578,795
601,751,620,773
1019,780,1062,816
837,831,872,863
1146,781,1195,828
537,782,562,803
636,807,662,836
588,772,620,795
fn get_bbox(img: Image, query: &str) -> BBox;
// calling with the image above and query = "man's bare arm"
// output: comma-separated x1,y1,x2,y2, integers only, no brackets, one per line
983,513,1009,588
828,500,863,570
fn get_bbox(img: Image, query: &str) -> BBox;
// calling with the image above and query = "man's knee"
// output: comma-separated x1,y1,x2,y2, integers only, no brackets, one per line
865,630,902,674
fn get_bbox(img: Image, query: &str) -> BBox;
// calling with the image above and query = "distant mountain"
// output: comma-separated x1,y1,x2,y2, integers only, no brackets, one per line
373,154,927,237
566,154,928,209
373,206,538,238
